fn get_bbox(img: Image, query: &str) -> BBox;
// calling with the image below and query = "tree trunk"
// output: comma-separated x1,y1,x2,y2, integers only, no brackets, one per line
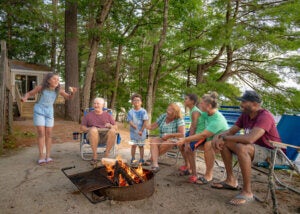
195,45,225,85
110,44,122,110
82,0,113,110
65,0,80,121
51,0,58,71
217,1,238,82
146,0,168,122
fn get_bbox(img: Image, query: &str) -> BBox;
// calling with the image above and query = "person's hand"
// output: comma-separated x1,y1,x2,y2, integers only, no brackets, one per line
212,137,225,151
105,123,112,129
212,134,220,144
161,133,169,141
138,131,142,136
176,138,185,146
132,125,137,129
69,87,78,94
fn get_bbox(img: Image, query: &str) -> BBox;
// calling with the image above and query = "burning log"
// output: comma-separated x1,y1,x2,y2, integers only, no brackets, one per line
113,160,135,186
130,167,145,183
104,158,148,187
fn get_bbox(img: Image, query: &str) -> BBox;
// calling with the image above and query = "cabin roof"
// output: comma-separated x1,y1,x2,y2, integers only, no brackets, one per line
9,60,52,72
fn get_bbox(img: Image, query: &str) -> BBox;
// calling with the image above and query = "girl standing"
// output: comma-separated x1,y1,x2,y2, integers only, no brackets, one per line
21,73,77,165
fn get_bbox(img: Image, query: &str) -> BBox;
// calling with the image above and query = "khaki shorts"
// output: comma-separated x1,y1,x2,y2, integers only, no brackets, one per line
86,130,108,144
252,144,287,165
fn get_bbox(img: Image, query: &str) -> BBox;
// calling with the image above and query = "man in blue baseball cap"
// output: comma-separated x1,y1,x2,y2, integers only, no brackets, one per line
211,90,285,206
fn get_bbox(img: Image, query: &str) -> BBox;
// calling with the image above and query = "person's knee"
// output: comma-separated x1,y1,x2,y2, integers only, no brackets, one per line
107,128,116,135
236,143,249,155
89,127,98,135
150,143,157,149
203,141,212,152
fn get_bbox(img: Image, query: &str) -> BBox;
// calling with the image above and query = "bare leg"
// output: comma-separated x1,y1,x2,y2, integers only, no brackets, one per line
88,127,99,160
179,145,190,169
45,127,53,159
158,142,176,156
139,146,144,160
186,149,196,176
202,141,214,181
36,126,46,160
218,140,255,204
105,128,116,157
218,141,236,186
131,145,137,160
150,137,163,167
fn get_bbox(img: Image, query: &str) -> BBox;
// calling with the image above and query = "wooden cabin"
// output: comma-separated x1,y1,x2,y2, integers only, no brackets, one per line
10,60,65,118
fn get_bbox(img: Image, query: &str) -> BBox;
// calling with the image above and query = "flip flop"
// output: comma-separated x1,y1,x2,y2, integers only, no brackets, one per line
228,194,255,206
46,158,53,163
38,159,46,166
90,159,98,166
211,181,240,190
151,166,160,173
195,177,212,185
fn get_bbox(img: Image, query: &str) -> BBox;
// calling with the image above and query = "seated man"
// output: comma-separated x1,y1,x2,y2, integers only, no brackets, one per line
80,97,117,164
211,90,285,206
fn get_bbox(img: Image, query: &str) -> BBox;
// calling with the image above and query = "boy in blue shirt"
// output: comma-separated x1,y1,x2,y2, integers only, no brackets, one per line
127,94,149,164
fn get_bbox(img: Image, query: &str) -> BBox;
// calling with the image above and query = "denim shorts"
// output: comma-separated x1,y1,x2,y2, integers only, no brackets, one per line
190,138,206,151
33,104,54,127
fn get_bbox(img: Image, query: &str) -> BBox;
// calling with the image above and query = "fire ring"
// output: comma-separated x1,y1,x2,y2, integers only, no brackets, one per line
62,162,155,203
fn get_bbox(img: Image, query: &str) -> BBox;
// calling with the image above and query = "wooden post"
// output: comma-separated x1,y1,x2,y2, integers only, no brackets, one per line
0,40,6,153
269,147,279,214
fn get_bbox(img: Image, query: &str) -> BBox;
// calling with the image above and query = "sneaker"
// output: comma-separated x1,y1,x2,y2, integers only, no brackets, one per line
139,159,145,164
130,158,136,164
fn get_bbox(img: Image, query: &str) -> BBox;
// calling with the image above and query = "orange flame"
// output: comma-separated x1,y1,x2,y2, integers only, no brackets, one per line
104,158,147,186
119,174,128,187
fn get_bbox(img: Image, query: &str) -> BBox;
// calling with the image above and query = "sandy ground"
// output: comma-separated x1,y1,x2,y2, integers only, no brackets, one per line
0,119,299,214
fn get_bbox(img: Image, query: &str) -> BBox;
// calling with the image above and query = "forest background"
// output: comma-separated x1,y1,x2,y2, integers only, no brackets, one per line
1,0,299,122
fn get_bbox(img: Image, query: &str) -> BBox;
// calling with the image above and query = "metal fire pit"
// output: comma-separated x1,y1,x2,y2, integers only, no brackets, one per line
62,166,155,203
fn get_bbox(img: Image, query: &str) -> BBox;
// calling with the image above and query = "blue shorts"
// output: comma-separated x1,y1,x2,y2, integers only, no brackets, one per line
33,104,54,127
190,138,206,151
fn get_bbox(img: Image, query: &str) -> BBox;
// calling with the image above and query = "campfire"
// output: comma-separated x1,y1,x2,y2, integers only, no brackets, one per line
104,158,148,187
62,157,155,203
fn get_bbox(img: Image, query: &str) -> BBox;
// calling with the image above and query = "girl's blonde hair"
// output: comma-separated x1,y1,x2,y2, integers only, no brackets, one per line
168,103,182,119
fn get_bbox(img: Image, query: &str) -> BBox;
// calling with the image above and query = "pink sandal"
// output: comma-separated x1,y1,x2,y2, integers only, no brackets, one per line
188,175,197,183
179,165,188,171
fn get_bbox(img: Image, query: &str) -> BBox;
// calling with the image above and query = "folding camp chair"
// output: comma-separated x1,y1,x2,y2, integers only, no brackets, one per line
80,108,121,161
250,115,300,213
256,115,300,193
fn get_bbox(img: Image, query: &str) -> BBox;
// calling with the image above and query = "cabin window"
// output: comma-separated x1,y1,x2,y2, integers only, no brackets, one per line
15,74,37,101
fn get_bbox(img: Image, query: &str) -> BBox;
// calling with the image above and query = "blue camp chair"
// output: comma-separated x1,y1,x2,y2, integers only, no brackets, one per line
80,108,121,160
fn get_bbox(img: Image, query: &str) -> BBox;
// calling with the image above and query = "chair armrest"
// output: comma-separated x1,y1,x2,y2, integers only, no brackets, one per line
269,140,300,151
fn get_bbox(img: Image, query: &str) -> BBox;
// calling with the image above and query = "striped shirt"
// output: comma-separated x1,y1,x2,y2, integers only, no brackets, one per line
81,111,115,128
156,113,185,137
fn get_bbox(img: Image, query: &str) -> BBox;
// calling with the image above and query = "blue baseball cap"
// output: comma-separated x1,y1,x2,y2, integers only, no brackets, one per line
237,90,262,103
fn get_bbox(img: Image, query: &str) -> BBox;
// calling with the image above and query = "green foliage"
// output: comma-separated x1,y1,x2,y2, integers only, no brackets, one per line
1,0,299,118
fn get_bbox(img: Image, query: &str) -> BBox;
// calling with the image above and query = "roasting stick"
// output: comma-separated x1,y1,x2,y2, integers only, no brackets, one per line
128,140,180,145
